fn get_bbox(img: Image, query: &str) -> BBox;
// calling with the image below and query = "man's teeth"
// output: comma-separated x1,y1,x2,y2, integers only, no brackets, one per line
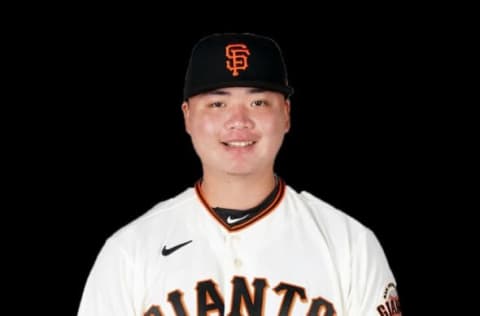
225,141,255,147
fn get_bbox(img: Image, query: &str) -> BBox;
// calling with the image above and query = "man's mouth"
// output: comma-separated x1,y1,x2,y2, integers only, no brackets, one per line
221,141,256,147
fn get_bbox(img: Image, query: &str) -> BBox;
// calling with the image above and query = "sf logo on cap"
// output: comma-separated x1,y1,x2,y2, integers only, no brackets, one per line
225,44,250,77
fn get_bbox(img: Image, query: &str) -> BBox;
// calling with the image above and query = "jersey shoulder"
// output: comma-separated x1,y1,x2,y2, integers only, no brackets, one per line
108,187,197,244
290,187,392,272
292,189,400,314
286,186,371,238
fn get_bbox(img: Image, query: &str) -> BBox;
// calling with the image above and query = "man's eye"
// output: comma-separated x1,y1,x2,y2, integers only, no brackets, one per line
209,102,225,108
251,100,267,107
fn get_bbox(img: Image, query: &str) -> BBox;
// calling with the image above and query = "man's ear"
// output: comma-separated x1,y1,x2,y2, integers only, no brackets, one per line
181,101,191,134
284,99,291,133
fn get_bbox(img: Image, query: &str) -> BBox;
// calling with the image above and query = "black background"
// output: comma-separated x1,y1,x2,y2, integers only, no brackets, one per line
10,8,447,315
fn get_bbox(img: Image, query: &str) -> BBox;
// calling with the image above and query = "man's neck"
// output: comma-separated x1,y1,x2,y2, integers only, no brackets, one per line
200,172,277,210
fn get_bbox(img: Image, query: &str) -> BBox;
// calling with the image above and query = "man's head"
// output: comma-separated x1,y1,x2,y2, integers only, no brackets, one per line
183,33,293,100
182,33,292,179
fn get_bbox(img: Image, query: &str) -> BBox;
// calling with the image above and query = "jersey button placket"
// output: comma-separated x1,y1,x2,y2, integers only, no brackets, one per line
227,234,243,271
234,258,242,268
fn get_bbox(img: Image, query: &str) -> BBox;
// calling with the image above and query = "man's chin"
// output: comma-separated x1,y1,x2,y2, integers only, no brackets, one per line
225,170,254,177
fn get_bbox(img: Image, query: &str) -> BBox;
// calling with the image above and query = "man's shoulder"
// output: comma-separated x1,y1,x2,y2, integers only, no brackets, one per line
143,187,197,218
111,187,197,240
285,186,369,234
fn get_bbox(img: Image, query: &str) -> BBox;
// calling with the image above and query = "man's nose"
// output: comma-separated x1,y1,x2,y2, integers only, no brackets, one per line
224,106,254,130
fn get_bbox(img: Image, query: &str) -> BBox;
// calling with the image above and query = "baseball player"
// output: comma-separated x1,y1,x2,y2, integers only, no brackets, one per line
78,33,402,316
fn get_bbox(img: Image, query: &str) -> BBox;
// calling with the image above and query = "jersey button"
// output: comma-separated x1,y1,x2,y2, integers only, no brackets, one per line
234,258,242,268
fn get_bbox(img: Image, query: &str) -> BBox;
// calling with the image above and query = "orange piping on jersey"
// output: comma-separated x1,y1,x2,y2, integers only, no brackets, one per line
194,178,286,232
195,182,231,231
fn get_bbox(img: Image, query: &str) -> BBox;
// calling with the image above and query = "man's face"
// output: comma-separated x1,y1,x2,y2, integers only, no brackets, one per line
182,87,290,178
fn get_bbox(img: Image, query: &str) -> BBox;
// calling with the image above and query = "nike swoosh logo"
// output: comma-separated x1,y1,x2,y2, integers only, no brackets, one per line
226,214,249,224
162,240,192,256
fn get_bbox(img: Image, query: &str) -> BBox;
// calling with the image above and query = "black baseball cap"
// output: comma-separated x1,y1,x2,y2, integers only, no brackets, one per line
183,33,294,100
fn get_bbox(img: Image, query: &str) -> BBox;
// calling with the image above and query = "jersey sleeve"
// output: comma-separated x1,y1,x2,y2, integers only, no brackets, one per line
348,229,402,315
77,237,136,316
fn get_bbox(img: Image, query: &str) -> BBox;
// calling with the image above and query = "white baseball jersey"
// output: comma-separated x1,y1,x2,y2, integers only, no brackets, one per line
78,179,402,315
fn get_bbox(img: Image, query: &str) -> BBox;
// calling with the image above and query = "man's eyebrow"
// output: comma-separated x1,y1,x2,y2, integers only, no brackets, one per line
205,90,229,96
204,88,268,96
248,87,267,93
